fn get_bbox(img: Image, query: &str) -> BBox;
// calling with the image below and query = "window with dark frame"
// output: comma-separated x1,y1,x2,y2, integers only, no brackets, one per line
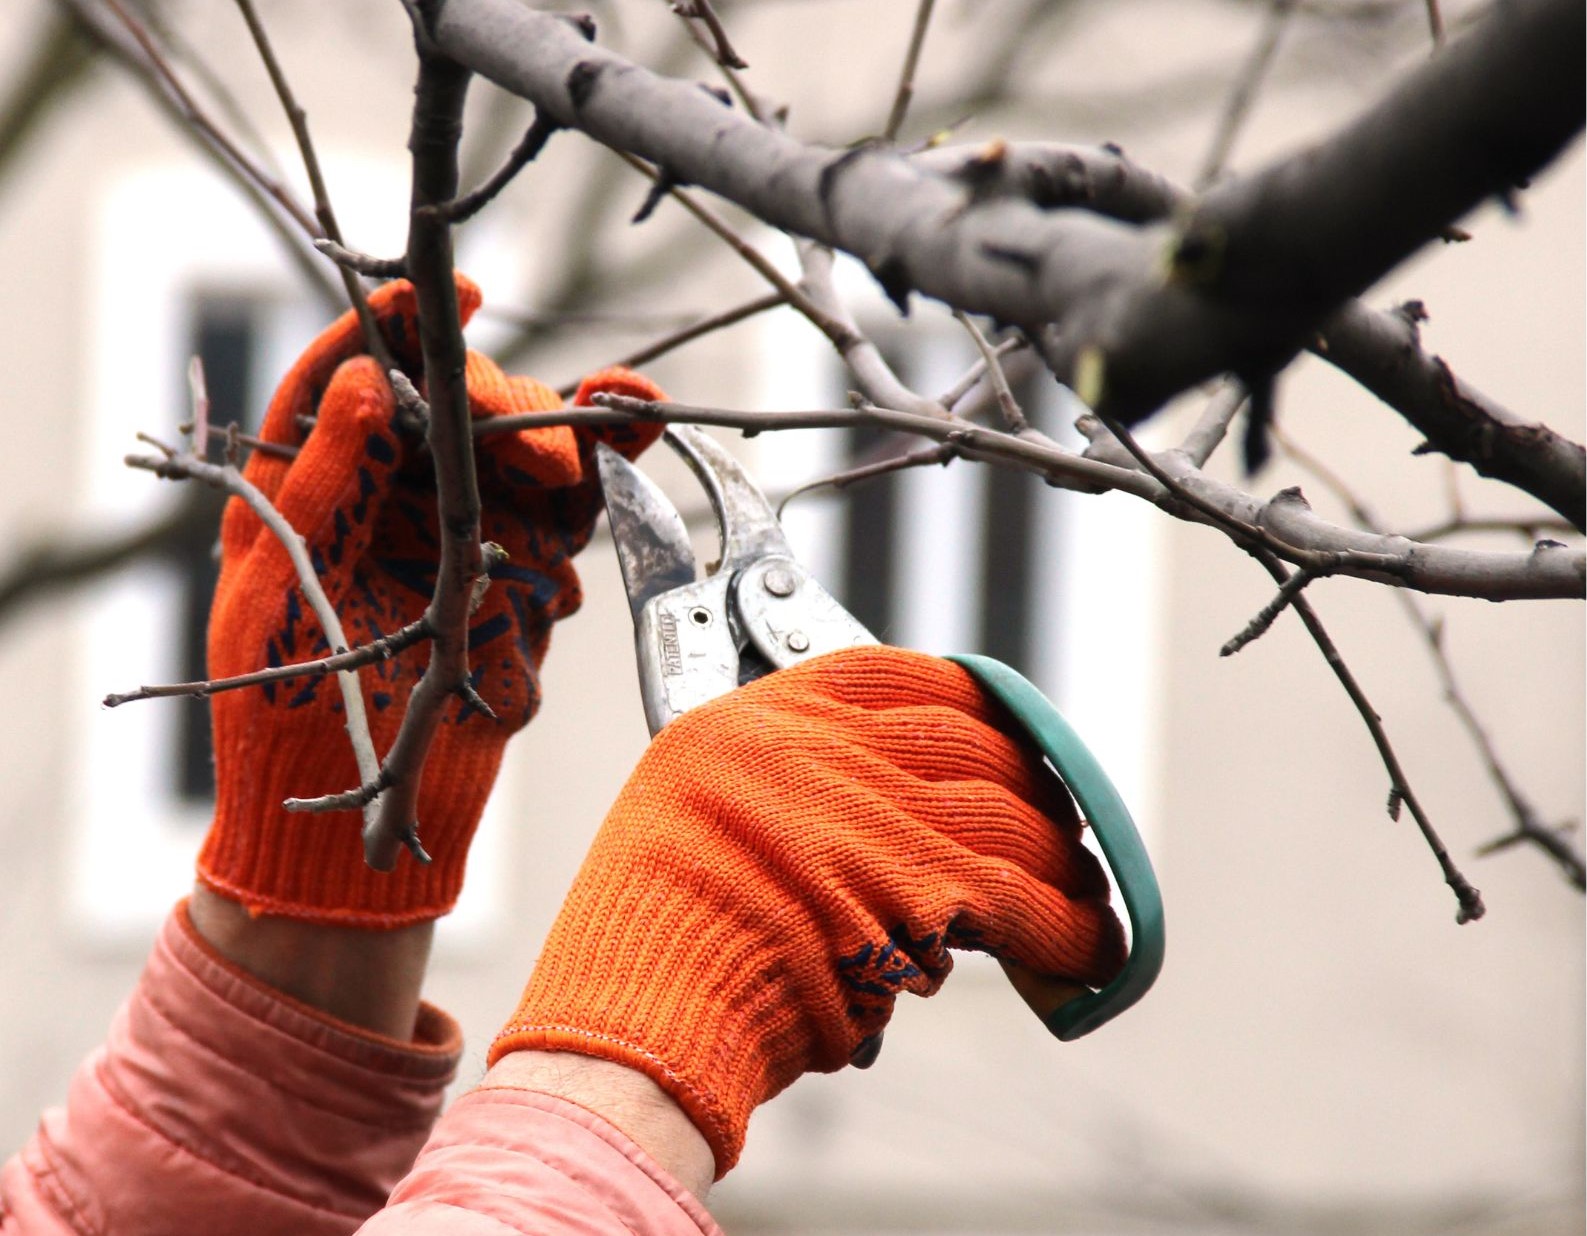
170,295,264,807
829,338,1057,675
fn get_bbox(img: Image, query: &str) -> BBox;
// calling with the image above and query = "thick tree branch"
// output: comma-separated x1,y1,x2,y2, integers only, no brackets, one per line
423,0,1583,451
914,140,1586,529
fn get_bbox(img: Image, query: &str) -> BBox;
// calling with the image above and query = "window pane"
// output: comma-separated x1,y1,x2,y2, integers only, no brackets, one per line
173,298,260,806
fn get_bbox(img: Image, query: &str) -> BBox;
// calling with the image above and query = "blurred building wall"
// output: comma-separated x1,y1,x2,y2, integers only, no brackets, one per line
0,3,1580,1233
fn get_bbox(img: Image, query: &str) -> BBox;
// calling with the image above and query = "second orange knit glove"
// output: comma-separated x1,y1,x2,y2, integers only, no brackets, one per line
199,276,663,927
490,646,1126,1176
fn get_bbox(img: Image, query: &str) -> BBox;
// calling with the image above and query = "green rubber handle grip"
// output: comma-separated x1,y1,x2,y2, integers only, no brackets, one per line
949,654,1165,1040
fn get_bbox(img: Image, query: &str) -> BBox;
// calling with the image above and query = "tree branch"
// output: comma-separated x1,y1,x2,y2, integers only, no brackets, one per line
476,395,1585,601
423,0,1583,521
122,446,385,819
104,616,433,708
360,35,483,872
916,139,1586,529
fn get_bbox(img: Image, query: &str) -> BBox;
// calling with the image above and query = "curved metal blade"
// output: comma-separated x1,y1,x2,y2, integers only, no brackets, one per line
596,442,697,623
664,425,793,571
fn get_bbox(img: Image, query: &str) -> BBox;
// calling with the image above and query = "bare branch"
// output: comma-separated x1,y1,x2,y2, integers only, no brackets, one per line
431,109,559,223
953,311,1026,433
916,140,1585,527
56,0,340,309
557,291,786,398
1195,0,1295,189
100,0,317,236
1277,426,1586,889
1179,385,1247,466
104,616,433,708
883,0,937,142
232,0,393,369
1256,551,1486,923
122,447,384,818
313,237,408,280
1424,0,1447,47
421,0,1582,518
777,440,958,518
476,395,1586,601
936,334,1028,411
671,0,748,71
362,43,484,872
795,241,947,419
1219,565,1322,656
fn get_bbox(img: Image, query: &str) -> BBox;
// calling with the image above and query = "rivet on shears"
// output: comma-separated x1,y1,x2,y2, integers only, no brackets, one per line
762,567,797,597
786,631,810,653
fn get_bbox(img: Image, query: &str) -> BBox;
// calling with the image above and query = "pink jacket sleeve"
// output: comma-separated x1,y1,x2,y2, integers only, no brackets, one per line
0,903,460,1234
0,904,721,1236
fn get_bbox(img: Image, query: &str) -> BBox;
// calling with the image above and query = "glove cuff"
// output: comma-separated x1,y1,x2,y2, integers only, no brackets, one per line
198,709,504,928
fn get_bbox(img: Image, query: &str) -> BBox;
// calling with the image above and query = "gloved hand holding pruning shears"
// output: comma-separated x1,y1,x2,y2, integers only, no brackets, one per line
490,426,1165,1179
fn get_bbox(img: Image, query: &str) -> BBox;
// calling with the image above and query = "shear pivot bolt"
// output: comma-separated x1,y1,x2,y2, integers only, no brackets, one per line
763,568,797,597
787,631,810,653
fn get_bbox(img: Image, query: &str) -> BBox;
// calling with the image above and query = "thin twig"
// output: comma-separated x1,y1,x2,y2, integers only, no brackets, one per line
777,441,958,518
186,356,211,460
555,291,787,399
123,447,385,814
1424,0,1446,48
233,0,393,370
613,151,936,414
431,110,559,223
104,616,433,708
101,0,318,236
289,769,393,815
314,238,408,280
671,11,763,122
1220,565,1321,655
883,0,937,142
1179,385,1248,466
936,336,1028,410
1196,0,1296,189
672,0,748,70
1092,414,1481,917
1403,516,1577,544
58,0,338,308
1276,425,1584,889
953,311,1027,433
1260,552,1485,922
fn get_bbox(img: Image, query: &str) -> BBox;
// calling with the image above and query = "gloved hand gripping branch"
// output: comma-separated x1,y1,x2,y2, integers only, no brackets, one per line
200,275,664,927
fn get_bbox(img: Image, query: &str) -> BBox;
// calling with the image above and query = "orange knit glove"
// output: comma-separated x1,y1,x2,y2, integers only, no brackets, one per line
199,276,663,926
490,646,1126,1176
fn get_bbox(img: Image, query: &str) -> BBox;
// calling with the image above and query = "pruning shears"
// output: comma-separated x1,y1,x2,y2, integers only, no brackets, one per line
596,426,1164,1040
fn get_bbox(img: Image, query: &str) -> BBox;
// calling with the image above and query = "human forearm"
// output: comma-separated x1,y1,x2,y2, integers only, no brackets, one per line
481,1052,716,1203
188,885,434,1039
2,904,460,1236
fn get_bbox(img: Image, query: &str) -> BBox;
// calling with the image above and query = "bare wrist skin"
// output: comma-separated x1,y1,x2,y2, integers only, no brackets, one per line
188,885,435,1041
483,1051,716,1202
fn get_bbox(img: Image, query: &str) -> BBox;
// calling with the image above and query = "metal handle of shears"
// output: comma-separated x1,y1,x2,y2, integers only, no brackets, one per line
948,654,1165,1041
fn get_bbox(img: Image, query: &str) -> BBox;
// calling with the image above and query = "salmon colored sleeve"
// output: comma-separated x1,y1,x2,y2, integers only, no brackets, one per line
356,1090,722,1236
0,903,460,1235
0,903,717,1236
